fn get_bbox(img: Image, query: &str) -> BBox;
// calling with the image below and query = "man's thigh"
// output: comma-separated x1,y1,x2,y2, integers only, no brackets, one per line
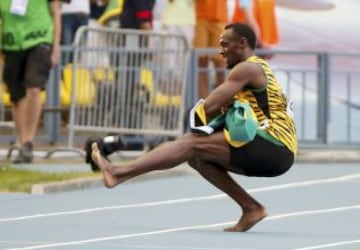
61,14,76,45
208,21,226,67
192,131,232,166
24,44,52,89
193,19,210,48
3,50,27,102
209,21,226,47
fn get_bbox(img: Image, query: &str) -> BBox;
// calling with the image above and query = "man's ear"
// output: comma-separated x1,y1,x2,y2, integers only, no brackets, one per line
237,37,247,48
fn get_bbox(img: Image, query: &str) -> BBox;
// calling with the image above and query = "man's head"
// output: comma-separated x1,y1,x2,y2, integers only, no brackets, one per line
219,23,257,69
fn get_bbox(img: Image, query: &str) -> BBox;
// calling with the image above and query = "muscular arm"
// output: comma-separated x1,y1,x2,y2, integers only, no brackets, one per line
49,0,61,67
204,62,265,117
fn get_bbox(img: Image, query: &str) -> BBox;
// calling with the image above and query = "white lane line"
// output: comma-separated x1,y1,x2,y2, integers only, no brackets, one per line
7,205,360,250
290,239,360,250
88,244,247,250
265,205,360,221
1,173,359,223
0,241,51,244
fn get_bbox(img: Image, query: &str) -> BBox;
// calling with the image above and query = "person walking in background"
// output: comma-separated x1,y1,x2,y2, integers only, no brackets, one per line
84,0,156,167
90,0,111,22
116,0,155,76
160,0,195,48
231,0,279,55
115,0,155,109
115,0,155,100
0,0,61,163
90,23,297,232
194,0,228,99
61,0,93,64
119,0,155,30
61,0,90,45
155,0,195,95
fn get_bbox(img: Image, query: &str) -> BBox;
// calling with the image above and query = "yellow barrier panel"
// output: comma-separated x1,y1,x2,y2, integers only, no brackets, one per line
1,83,46,106
61,64,96,107
140,68,181,107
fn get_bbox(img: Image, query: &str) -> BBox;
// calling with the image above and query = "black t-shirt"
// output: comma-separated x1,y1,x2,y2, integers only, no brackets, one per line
119,0,155,29
90,3,108,19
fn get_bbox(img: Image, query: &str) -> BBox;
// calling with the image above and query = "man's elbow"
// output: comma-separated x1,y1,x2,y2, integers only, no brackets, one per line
139,22,152,30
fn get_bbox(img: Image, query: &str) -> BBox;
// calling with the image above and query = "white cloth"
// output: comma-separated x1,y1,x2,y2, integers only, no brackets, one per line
161,0,195,26
61,0,90,14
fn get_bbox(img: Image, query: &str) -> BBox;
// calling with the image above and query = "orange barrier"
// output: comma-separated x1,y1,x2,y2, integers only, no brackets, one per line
232,0,279,46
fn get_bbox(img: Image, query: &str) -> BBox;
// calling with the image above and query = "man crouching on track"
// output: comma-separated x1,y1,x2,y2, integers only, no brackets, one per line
89,23,298,232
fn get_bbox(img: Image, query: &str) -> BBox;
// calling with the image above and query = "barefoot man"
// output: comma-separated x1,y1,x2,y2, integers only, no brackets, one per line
90,23,297,232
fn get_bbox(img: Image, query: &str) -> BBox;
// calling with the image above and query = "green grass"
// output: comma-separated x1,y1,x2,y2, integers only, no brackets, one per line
0,165,100,193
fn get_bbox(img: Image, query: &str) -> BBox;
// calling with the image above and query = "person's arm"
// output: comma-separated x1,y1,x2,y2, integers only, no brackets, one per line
49,0,61,67
133,0,154,30
204,62,264,117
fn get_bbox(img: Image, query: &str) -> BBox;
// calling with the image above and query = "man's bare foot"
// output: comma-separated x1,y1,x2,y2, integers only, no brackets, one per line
224,206,268,232
91,143,120,188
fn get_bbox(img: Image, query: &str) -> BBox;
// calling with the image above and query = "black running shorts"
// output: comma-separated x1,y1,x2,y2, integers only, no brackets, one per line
229,135,294,177
3,44,52,103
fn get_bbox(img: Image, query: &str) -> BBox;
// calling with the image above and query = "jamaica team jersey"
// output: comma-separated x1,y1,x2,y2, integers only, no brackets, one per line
236,56,298,155
0,0,54,50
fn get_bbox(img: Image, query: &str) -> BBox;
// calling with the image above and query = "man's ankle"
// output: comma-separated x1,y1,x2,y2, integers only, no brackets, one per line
22,141,34,152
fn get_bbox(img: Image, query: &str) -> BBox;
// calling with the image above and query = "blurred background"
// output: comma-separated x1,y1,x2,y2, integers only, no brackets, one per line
1,0,360,161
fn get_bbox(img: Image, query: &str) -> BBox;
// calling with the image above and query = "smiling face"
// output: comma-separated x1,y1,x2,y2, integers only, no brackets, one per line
219,29,241,69
219,24,256,69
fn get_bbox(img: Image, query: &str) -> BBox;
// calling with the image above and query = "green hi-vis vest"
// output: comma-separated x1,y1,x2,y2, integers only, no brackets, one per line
0,0,54,50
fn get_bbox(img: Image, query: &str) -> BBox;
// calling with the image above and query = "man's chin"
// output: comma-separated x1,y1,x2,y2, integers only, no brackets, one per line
226,59,240,69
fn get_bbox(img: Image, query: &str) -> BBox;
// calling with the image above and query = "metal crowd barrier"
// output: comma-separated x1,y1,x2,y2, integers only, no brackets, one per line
45,26,189,157
0,54,16,151
187,49,360,147
0,92,14,144
2,30,360,159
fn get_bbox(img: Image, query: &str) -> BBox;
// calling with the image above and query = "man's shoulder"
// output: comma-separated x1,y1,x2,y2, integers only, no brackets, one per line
234,60,260,72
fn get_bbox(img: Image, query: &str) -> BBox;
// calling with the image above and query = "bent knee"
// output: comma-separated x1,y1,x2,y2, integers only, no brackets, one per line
187,157,202,171
187,150,207,171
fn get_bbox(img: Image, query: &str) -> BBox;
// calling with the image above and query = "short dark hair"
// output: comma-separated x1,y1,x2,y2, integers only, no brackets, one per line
225,23,257,49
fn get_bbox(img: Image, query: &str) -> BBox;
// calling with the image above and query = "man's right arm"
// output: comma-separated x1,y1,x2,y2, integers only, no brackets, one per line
49,0,61,67
204,62,262,117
